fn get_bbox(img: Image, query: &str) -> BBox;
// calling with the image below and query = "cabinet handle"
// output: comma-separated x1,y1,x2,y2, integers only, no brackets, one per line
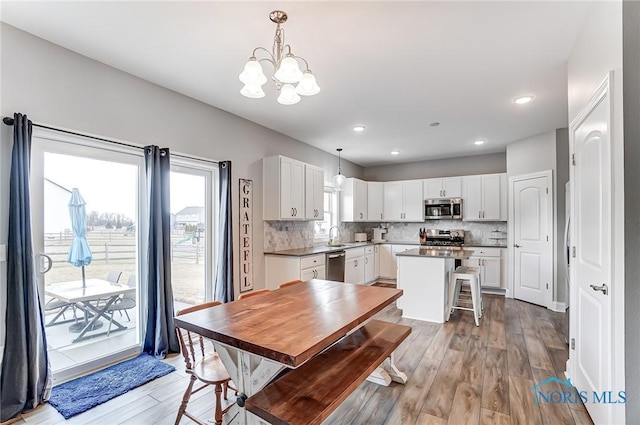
478,211,481,219
360,212,363,219
294,208,297,216
354,259,358,267
365,257,368,264
380,213,383,219
482,211,485,218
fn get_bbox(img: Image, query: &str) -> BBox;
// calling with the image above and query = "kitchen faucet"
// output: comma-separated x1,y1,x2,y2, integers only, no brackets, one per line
329,226,340,246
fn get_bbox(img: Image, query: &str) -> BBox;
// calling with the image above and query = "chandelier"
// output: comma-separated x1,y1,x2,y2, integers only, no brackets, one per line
239,10,320,105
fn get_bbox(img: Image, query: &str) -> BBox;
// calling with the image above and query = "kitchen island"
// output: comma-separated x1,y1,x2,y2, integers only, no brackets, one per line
396,248,474,323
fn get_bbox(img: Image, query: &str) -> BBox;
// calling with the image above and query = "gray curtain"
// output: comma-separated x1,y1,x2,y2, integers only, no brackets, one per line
214,161,233,302
1,113,51,422
143,145,179,358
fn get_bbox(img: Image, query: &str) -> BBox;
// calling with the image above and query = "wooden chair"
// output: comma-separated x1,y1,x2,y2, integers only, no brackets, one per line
278,279,303,289
238,288,271,300
175,301,234,425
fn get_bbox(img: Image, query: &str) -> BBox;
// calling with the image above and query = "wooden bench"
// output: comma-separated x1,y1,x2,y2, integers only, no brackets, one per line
245,319,411,425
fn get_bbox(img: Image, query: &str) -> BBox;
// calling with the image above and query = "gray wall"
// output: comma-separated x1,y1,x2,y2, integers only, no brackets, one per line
624,1,640,422
0,23,364,344
363,152,506,181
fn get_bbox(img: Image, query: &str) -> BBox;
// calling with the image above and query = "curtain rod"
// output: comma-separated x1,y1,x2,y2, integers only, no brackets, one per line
2,116,219,165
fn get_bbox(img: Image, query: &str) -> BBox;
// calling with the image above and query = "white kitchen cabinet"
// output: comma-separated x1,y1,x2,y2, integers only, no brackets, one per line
462,173,505,221
499,174,508,221
374,245,380,279
462,247,502,289
344,247,365,284
265,253,326,289
379,244,394,278
423,177,462,199
263,155,314,221
340,178,368,222
364,245,376,283
379,244,415,279
367,182,384,221
383,180,424,222
304,164,325,220
301,265,326,281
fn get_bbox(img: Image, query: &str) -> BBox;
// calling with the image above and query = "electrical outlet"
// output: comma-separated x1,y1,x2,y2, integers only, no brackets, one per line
0,244,6,262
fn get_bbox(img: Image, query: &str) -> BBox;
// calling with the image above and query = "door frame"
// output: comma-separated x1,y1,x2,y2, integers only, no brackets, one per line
507,170,554,310
567,71,625,424
30,127,146,384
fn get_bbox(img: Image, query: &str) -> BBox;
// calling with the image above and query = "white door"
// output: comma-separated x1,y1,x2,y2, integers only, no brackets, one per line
482,257,501,288
512,173,552,307
379,244,394,278
570,78,613,424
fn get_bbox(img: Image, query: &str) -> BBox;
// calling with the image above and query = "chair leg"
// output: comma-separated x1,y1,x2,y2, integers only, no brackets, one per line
107,310,115,336
469,276,480,327
223,382,228,400
175,375,197,425
124,309,130,321
214,383,223,425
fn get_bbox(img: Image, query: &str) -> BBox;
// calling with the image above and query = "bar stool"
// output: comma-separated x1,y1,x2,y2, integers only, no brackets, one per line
447,266,482,326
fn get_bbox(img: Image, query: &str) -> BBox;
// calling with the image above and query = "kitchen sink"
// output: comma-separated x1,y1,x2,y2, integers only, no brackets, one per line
326,243,346,248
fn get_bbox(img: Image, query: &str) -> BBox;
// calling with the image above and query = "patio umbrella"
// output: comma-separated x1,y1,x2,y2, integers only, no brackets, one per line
67,188,93,288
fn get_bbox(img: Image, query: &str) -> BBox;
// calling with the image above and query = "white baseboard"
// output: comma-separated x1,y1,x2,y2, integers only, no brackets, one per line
550,301,567,312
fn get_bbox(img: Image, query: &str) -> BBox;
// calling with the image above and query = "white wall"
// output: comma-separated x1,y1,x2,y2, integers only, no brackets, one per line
566,2,626,423
363,152,506,181
0,24,364,343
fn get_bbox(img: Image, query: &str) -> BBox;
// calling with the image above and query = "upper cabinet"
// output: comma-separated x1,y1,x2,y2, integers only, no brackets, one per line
367,182,384,221
305,164,324,220
423,177,462,199
462,173,507,221
340,178,368,222
383,180,423,222
263,155,324,221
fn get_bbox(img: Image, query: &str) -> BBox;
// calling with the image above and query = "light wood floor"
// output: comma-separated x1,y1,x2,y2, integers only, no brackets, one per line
9,295,593,425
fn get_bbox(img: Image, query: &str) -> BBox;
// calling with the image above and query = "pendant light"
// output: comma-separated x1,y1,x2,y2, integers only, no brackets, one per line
332,148,346,191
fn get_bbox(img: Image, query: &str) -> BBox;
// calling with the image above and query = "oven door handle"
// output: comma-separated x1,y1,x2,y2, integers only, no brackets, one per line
327,253,345,259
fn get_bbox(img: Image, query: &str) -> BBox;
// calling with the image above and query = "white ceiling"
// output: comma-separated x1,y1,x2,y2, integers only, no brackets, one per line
1,1,591,167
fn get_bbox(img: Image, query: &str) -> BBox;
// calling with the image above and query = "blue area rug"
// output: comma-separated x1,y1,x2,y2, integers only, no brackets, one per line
49,353,175,419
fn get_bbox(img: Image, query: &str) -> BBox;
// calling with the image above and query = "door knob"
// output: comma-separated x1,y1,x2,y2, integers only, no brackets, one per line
590,283,608,295
513,244,521,248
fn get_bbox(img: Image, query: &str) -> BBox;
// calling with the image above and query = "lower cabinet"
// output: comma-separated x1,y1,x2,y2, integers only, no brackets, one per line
265,254,326,290
345,247,365,284
462,247,503,289
301,265,326,281
364,245,376,283
379,244,415,280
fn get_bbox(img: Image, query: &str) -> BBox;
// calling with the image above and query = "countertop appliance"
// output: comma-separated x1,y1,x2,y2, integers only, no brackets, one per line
425,198,463,220
420,229,465,249
326,250,345,282
372,227,387,242
354,233,367,242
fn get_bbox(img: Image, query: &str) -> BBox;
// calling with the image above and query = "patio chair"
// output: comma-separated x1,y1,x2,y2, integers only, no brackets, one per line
44,297,78,327
106,275,136,336
278,279,303,289
175,301,235,425
107,270,122,284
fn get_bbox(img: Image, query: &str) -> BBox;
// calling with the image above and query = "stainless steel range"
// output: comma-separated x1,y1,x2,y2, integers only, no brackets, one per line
420,229,465,249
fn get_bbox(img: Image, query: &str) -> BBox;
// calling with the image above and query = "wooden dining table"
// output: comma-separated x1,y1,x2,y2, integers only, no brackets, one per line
173,279,409,425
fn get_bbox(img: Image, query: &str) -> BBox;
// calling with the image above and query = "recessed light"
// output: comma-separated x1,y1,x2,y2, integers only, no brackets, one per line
473,140,486,146
513,95,535,104
391,150,400,155
353,125,366,132
430,122,440,127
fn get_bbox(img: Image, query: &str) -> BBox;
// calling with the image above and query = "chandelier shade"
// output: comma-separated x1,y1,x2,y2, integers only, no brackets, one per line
239,10,320,105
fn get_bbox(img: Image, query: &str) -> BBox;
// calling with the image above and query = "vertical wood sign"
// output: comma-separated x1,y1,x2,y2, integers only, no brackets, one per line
239,179,253,293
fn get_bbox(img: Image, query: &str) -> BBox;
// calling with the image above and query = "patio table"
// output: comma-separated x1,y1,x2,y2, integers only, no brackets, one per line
45,278,135,343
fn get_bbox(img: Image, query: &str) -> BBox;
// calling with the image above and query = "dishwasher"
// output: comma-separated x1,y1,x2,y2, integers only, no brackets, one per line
326,251,345,282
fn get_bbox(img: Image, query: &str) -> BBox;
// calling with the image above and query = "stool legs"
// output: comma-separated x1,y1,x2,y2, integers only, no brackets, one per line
468,275,480,326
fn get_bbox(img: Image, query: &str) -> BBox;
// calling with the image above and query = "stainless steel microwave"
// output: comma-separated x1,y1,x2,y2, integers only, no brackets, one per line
424,198,463,220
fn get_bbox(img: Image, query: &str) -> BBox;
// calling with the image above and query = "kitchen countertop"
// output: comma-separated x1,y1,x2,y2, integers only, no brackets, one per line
264,241,505,257
396,248,475,259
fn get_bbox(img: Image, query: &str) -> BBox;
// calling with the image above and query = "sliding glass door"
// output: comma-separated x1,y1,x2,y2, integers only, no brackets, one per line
31,129,145,383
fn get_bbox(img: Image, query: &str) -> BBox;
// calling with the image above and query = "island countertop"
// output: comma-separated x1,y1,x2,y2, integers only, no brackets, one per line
396,248,475,259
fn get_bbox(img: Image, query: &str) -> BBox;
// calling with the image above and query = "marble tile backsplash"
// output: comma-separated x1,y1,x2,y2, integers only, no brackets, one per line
264,220,508,251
